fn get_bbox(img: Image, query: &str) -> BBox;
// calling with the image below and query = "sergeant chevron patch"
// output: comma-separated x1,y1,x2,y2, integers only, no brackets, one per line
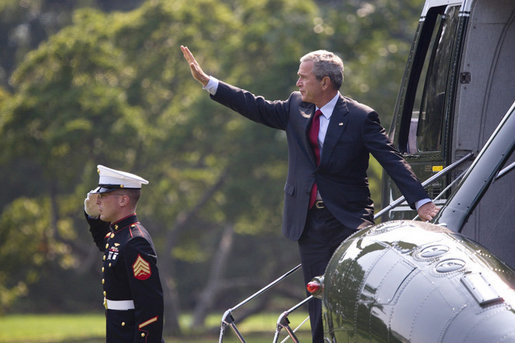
133,254,151,280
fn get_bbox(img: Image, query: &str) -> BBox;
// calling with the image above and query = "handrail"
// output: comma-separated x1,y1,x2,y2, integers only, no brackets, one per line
375,152,474,219
218,264,302,343
280,316,310,343
272,296,313,343
412,169,467,220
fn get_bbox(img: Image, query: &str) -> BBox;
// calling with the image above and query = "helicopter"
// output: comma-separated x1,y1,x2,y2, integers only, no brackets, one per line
307,101,514,342
217,0,515,341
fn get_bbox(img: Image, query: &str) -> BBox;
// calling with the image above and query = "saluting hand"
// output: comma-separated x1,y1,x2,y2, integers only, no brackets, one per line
417,201,440,221
180,45,210,86
84,190,100,218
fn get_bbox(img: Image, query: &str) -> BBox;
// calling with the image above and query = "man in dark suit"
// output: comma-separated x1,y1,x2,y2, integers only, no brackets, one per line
181,46,439,342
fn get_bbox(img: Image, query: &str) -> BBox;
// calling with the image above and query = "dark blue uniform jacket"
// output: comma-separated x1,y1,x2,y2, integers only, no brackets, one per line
86,213,164,343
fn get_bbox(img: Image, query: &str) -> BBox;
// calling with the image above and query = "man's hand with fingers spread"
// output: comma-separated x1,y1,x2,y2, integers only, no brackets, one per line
180,45,210,86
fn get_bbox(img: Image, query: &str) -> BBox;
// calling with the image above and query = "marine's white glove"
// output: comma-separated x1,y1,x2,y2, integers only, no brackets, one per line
84,190,100,218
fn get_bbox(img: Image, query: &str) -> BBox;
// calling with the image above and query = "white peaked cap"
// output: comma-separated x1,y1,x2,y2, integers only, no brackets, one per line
92,164,149,193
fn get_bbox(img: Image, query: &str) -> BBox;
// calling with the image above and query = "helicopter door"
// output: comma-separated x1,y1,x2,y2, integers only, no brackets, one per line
383,4,463,220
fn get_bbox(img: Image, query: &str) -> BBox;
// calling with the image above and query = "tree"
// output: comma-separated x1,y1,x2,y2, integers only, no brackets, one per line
0,0,144,89
0,0,316,333
0,0,425,336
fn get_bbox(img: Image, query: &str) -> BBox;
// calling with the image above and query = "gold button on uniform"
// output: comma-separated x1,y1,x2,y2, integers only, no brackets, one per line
141,333,145,337
102,279,105,284
102,267,104,272
103,255,106,261
121,322,125,326
110,233,115,238
105,243,109,249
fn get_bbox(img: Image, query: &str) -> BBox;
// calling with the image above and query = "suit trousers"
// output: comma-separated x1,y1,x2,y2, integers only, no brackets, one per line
298,206,356,343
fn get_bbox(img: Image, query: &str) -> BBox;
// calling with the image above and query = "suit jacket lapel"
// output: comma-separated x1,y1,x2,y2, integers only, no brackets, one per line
321,96,349,166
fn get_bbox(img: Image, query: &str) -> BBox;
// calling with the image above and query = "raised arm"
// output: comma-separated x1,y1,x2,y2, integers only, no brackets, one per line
180,45,210,86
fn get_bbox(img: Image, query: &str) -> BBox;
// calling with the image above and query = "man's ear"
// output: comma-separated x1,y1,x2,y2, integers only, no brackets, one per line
119,194,130,207
321,76,331,90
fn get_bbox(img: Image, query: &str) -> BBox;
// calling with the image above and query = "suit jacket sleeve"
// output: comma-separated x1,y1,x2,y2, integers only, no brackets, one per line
362,111,428,206
211,81,290,130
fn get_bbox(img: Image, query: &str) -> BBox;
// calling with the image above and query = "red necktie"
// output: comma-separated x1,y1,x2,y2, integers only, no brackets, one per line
308,110,322,208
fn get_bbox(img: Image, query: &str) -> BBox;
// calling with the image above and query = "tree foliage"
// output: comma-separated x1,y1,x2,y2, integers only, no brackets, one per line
0,0,424,333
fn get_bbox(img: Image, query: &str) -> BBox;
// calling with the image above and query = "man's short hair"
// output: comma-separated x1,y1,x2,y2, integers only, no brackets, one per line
119,189,141,208
300,50,344,90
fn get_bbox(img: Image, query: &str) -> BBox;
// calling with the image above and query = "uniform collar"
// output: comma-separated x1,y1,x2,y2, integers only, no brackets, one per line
110,213,138,231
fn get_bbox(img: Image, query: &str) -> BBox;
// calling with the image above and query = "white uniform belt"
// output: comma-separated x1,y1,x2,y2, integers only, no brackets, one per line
105,299,135,310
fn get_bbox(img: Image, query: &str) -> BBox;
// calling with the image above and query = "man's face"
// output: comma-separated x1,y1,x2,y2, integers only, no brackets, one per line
96,192,123,223
296,60,323,104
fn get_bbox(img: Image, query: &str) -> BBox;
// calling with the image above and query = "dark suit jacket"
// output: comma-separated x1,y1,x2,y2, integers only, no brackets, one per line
212,81,428,241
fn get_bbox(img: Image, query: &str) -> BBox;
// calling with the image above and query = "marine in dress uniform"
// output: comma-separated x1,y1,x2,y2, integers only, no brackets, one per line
84,165,165,343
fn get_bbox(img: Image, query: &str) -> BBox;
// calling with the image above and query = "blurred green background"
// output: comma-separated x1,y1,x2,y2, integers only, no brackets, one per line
0,0,423,340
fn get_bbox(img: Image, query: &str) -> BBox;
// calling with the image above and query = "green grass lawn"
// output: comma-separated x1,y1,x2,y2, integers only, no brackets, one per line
0,312,312,343
0,313,105,343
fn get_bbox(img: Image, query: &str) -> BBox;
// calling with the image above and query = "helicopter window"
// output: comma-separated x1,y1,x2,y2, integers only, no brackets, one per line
403,5,460,154
416,6,460,152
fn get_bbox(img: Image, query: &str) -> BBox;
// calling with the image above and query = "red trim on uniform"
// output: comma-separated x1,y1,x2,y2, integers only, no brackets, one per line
129,222,145,238
135,223,144,235
112,213,138,234
112,213,137,226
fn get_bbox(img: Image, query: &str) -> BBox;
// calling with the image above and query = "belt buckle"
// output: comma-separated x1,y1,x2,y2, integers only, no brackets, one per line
315,200,325,209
